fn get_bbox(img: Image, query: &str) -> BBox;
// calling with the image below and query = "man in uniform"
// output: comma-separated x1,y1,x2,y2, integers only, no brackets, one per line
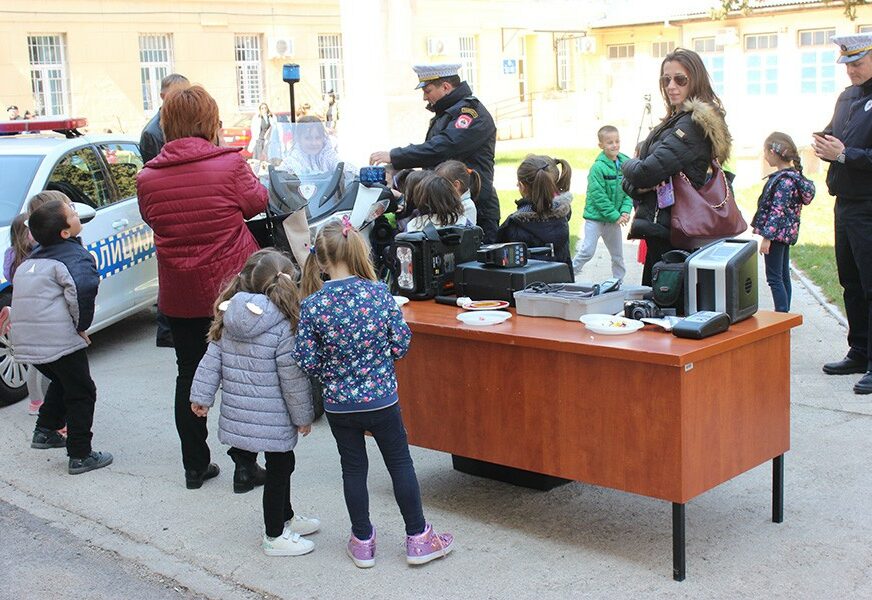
370,64,499,242
139,73,189,347
6,105,21,120
813,34,872,394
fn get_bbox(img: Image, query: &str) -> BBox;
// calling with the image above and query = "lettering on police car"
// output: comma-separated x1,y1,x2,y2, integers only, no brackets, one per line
86,223,156,280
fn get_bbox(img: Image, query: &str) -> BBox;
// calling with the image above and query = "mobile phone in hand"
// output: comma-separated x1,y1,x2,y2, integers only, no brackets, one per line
813,131,828,137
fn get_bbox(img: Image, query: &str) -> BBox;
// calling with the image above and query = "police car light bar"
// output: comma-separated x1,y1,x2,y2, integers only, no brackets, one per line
0,117,88,137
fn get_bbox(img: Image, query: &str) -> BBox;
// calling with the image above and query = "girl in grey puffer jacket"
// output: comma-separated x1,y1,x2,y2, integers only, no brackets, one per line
190,249,319,557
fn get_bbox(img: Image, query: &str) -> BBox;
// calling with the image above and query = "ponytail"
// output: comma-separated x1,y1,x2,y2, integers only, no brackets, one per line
435,159,481,202
300,251,324,298
552,158,572,193
302,217,377,299
516,154,564,214
467,169,481,201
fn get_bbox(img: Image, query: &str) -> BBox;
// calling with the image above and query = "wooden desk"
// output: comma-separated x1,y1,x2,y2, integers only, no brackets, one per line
395,303,802,580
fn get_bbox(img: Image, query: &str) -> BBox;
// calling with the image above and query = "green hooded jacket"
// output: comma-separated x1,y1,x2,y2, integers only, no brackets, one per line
583,151,633,223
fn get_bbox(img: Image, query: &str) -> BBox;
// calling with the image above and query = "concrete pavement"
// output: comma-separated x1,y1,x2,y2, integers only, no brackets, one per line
0,245,870,599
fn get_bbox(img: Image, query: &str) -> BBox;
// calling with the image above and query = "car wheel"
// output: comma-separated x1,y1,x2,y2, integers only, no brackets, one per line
0,292,28,407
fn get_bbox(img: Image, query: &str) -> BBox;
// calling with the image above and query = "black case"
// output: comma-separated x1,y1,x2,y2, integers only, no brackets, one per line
454,259,573,306
393,225,483,299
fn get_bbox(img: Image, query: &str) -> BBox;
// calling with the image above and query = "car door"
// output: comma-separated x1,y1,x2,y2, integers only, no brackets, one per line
46,145,132,322
96,142,157,310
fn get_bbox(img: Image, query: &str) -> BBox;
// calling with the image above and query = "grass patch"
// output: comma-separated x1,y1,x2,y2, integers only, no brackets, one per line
496,148,843,314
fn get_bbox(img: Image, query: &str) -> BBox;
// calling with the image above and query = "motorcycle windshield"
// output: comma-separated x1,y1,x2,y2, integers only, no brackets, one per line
266,120,356,220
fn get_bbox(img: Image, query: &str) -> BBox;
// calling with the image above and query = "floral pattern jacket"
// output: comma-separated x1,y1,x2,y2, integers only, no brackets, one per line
293,276,411,413
751,168,815,246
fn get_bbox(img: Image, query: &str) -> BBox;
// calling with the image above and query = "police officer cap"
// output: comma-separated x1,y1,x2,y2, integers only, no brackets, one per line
412,63,462,89
6,105,18,111
833,34,872,64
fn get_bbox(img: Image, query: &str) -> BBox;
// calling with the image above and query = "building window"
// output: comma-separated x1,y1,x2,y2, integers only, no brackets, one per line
27,34,70,116
798,28,836,94
693,37,725,95
459,35,477,90
858,25,872,33
607,44,634,59
745,33,777,51
556,38,571,90
652,41,675,58
317,34,344,97
745,34,778,96
234,35,263,109
139,34,173,112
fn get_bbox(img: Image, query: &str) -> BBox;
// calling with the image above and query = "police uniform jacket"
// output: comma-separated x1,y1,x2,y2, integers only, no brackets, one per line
389,82,499,227
823,77,872,201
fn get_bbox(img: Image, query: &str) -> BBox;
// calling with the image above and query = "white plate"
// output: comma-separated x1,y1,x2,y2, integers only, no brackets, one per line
456,310,512,326
584,316,644,335
393,295,409,307
579,313,619,325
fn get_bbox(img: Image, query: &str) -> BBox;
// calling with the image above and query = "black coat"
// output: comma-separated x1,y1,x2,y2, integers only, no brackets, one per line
622,98,730,241
497,193,573,267
390,82,499,241
140,111,164,165
823,77,872,201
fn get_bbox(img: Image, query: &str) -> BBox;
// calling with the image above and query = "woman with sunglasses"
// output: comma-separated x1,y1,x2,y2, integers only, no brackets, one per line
621,48,732,285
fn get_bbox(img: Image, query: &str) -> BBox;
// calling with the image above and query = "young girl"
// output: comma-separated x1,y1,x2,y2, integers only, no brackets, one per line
393,170,434,233
189,249,319,557
295,217,453,568
497,154,573,267
751,132,815,313
435,160,480,226
404,175,471,232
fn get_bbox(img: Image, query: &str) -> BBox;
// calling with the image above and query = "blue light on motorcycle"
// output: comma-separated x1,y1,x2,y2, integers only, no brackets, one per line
359,166,386,185
396,246,414,290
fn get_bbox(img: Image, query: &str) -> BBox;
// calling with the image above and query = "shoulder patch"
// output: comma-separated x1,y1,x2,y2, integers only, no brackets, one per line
674,129,686,139
461,107,479,119
455,114,473,129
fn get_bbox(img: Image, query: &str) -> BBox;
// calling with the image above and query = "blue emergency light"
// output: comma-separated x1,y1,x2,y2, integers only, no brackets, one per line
282,64,300,84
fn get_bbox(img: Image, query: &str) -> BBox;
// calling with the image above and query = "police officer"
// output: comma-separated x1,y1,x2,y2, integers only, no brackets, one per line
813,34,872,395
370,64,500,242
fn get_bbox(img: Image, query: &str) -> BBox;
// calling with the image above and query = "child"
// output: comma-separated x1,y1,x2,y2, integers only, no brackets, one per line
295,216,453,568
571,125,633,279
393,170,435,233
435,159,480,226
497,154,573,267
189,249,318,556
751,132,815,312
404,175,471,232
2,192,112,475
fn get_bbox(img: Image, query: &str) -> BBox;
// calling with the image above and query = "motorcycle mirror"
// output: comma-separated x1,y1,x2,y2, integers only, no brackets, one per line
362,198,390,228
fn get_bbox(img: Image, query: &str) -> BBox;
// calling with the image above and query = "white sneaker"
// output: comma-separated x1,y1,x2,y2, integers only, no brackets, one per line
262,529,315,556
285,514,321,536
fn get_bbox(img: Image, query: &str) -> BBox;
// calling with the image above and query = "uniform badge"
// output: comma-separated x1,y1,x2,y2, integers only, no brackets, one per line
455,114,473,129
675,129,686,139
866,99,872,112
461,107,479,119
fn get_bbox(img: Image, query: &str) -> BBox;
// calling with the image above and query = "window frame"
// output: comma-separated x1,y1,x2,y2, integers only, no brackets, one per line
556,37,571,90
652,41,675,59
317,33,344,97
459,35,478,91
798,28,836,95
234,34,264,110
607,43,635,59
27,34,71,116
138,34,174,113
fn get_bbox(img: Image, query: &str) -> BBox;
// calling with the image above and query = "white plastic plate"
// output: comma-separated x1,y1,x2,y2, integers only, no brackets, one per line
456,310,512,326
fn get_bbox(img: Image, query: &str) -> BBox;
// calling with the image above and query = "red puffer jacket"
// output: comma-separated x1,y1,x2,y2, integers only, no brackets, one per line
136,137,267,318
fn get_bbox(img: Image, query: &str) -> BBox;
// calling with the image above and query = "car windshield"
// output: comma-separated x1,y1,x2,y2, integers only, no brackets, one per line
0,155,43,226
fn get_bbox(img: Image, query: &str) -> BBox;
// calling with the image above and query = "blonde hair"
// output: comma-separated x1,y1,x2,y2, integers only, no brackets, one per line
301,218,377,297
208,249,301,341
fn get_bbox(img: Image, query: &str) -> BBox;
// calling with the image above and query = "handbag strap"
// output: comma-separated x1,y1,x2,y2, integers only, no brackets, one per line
676,159,732,209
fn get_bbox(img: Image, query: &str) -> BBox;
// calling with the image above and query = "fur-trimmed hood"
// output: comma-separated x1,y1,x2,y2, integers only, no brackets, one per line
682,98,731,163
511,191,573,222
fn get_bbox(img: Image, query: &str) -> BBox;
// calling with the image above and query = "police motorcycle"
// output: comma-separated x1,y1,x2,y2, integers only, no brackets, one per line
245,120,400,281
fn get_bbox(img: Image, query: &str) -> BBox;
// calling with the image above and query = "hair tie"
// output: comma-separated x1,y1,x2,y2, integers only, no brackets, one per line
341,214,353,237
308,245,316,255
466,168,473,174
771,142,784,156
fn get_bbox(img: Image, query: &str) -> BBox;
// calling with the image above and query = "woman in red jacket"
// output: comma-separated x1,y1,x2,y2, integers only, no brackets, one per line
137,86,268,491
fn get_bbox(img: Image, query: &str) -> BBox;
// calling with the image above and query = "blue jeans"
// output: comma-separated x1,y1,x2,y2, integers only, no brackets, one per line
326,403,425,539
764,241,791,313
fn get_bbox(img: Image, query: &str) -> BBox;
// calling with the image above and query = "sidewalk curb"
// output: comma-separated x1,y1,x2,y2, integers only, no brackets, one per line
791,263,848,329
0,481,273,600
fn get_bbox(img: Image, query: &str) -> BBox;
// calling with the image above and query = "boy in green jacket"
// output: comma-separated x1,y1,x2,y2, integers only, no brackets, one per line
572,125,633,279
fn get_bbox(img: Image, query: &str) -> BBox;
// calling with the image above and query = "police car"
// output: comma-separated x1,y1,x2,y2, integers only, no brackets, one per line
0,117,157,406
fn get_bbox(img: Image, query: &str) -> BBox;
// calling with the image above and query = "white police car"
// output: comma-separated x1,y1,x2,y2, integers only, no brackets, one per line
0,117,157,406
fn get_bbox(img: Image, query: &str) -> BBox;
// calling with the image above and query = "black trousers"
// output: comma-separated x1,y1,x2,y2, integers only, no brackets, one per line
166,316,211,472
155,309,173,345
263,451,296,538
34,349,97,459
835,198,872,370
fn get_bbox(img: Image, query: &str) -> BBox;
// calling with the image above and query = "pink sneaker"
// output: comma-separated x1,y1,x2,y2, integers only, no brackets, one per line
346,527,376,568
405,524,453,565
28,399,43,416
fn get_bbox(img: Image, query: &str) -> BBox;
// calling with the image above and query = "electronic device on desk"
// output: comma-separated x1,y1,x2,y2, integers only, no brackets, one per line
671,311,731,339
685,239,757,323
393,224,483,299
476,242,528,268
625,299,674,320
454,259,573,306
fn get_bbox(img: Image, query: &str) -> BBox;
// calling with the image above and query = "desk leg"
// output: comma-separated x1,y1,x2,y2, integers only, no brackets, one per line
772,454,784,523
672,503,685,581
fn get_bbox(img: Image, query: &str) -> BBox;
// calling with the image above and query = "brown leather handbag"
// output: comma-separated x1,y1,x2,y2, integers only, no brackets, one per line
669,160,747,250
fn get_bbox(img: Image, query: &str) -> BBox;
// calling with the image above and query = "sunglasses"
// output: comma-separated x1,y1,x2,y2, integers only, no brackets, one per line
660,74,689,87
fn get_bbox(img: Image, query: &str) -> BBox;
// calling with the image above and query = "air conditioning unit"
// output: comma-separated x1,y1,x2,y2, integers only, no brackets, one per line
427,37,447,56
268,37,295,59
576,36,596,54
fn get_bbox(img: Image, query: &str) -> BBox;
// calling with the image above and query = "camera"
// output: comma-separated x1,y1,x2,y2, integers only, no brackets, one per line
624,299,664,320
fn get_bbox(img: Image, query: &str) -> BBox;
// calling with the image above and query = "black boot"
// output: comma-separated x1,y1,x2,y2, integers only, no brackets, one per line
185,463,220,490
233,461,267,494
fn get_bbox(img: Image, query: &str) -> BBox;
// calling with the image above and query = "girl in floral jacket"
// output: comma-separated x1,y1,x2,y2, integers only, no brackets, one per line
752,132,816,312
